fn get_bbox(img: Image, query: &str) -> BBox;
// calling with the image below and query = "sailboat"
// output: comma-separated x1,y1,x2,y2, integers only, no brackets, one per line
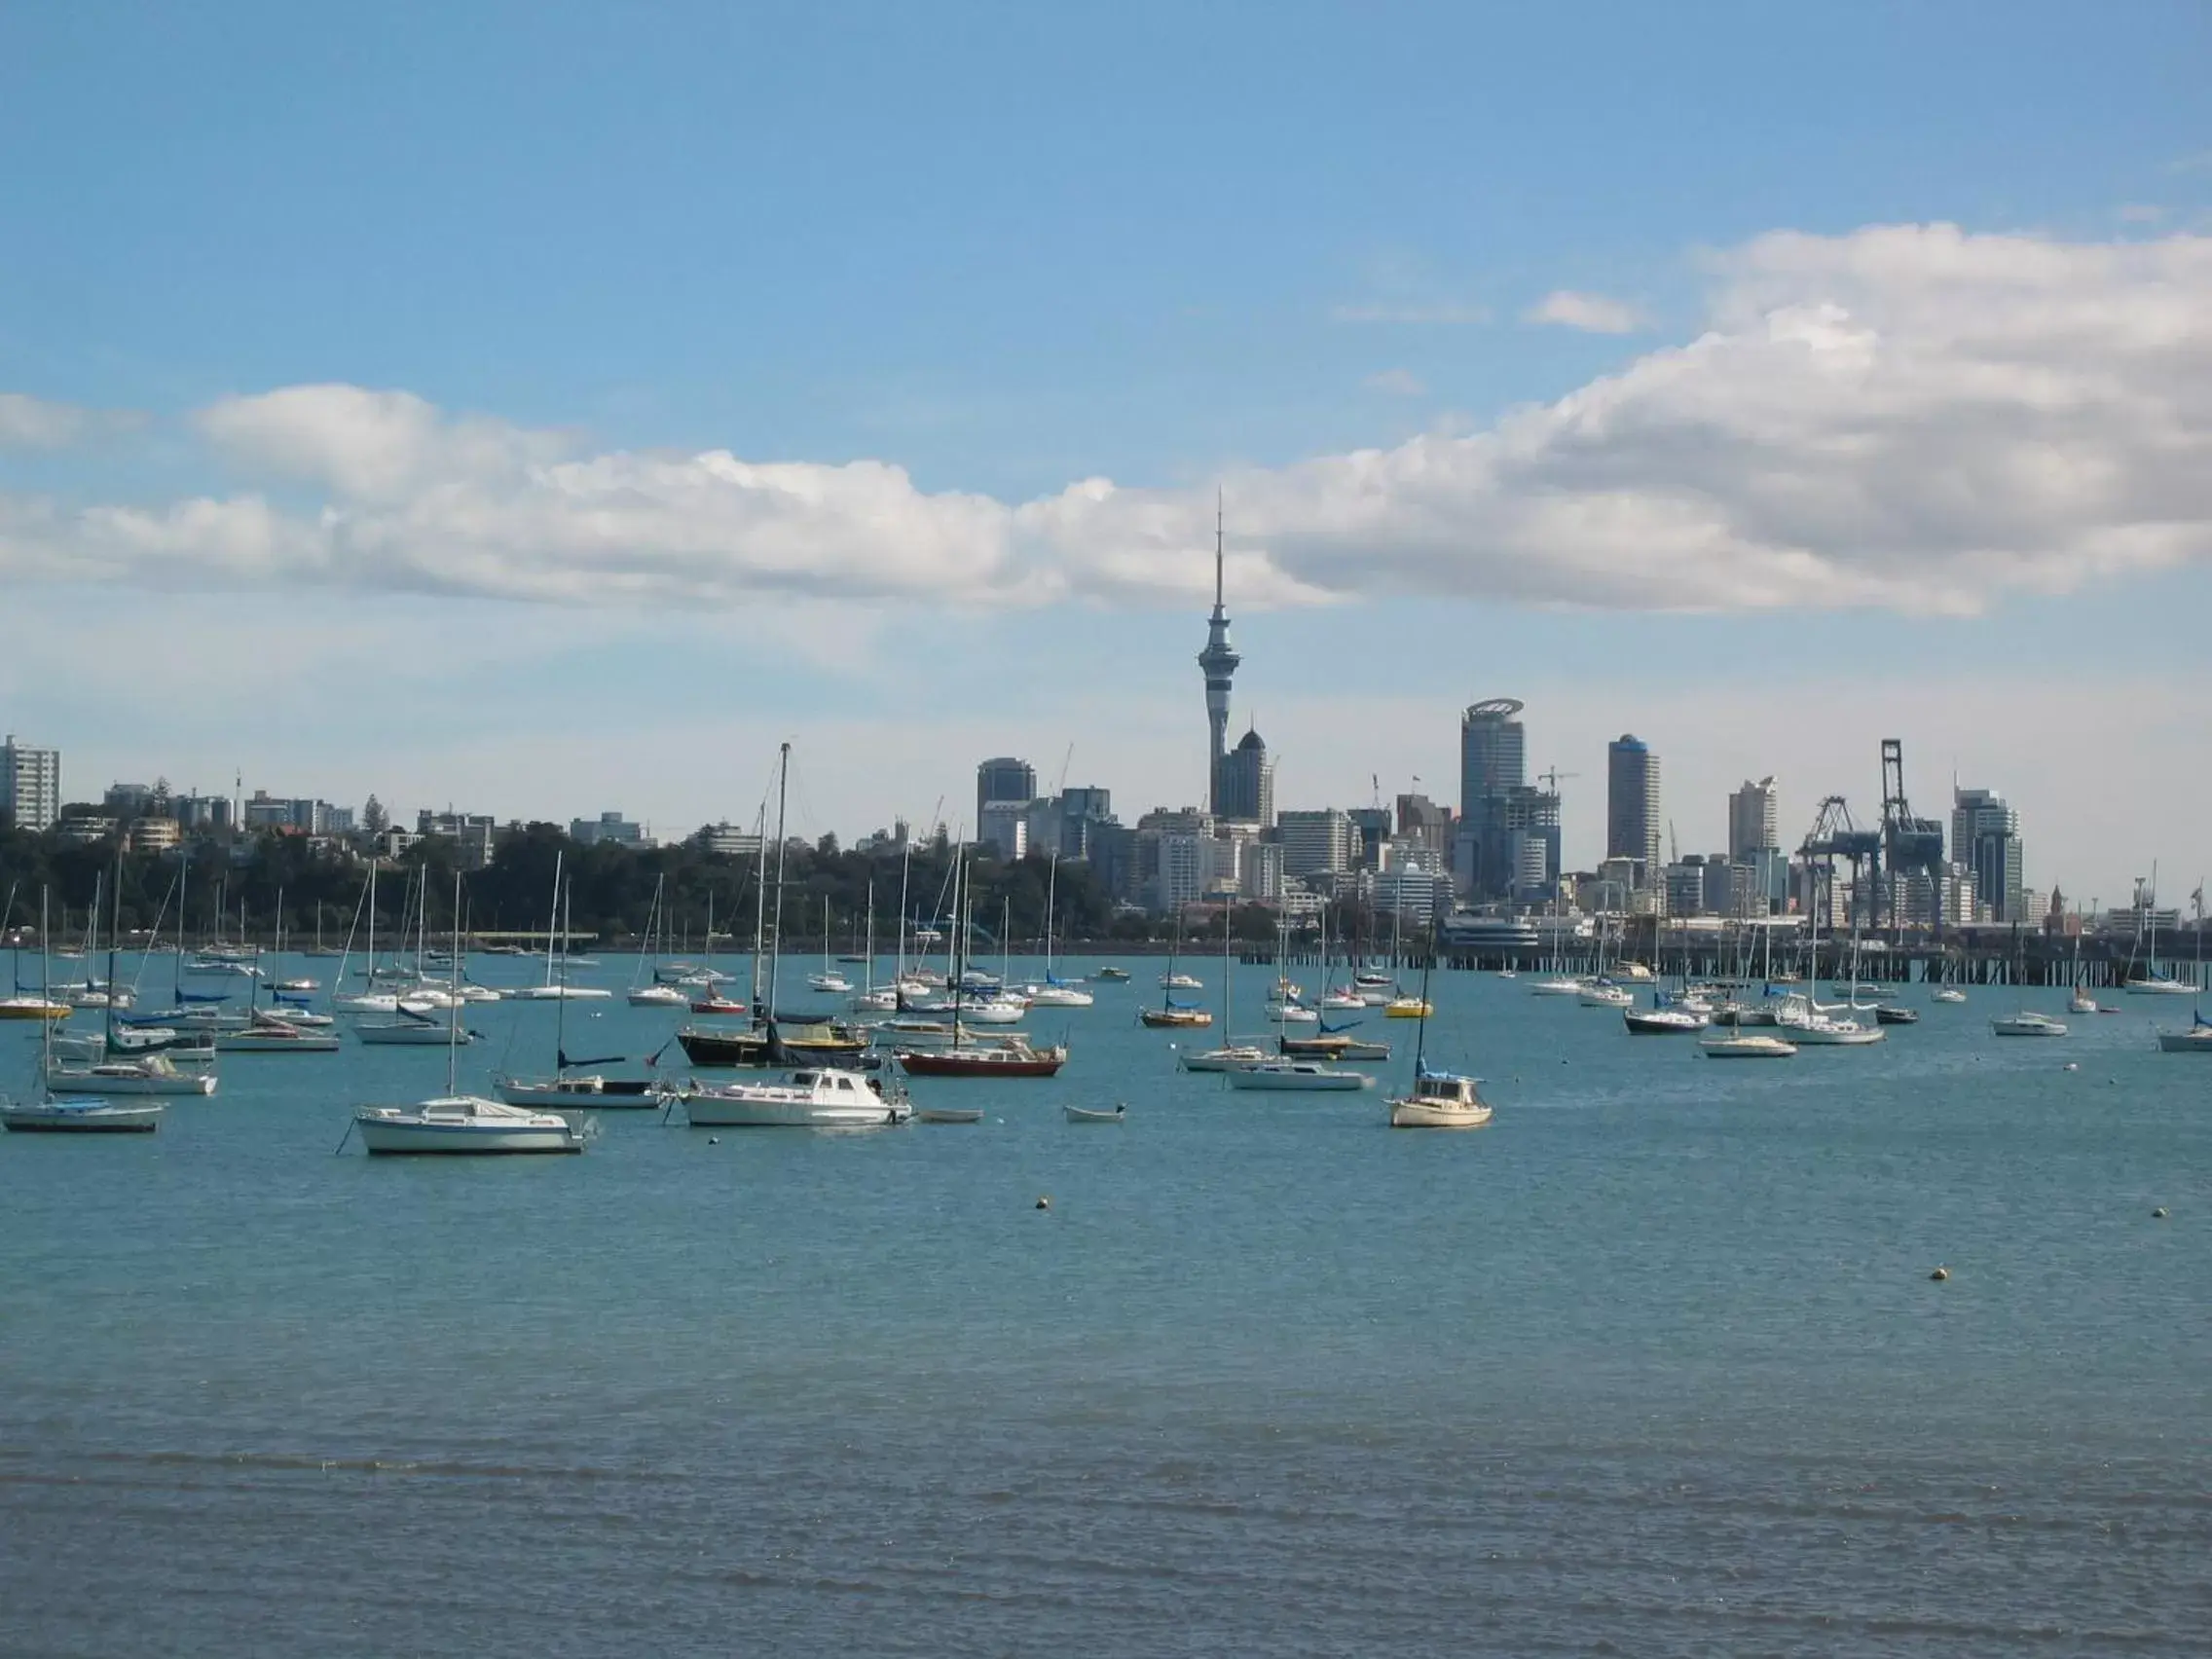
0,881,73,1021
354,873,595,1155
496,881,659,1107
1387,942,1492,1127
3,889,165,1132
676,747,868,1068
2125,867,2195,994
43,866,220,1094
806,897,853,994
892,837,1067,1077
1025,853,1094,1008
1140,908,1212,1029
510,856,613,1001
1181,902,1270,1072
628,876,690,1007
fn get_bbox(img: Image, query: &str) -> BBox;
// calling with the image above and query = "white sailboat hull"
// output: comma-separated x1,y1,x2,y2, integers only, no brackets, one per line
1388,1098,1493,1127
355,1118,586,1154
1226,1064,1374,1091
42,1065,216,1095
355,1022,475,1046
2,1098,164,1132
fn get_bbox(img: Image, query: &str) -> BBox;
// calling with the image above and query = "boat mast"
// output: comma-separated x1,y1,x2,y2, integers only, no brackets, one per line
103,864,120,1054
749,798,767,1020
895,837,911,985
767,742,790,1017
447,871,463,1096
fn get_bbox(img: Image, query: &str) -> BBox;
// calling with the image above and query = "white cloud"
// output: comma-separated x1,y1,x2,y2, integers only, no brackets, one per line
0,391,139,448
1525,289,1649,333
7,223,2212,619
1363,368,1427,396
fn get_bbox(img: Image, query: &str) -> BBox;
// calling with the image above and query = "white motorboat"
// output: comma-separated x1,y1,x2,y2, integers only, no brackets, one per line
1530,977,1583,997
683,1067,911,1128
1387,1069,1492,1128
1267,1000,1321,1024
41,1053,217,1095
354,1096,592,1155
1699,1033,1797,1059
957,997,1027,1025
1,1093,164,1132
492,1073,661,1110
1991,1012,2069,1037
1225,1060,1375,1092
1578,981,1634,1009
1933,987,1968,1004
1176,1042,1272,1073
627,983,689,1007
1160,972,1203,991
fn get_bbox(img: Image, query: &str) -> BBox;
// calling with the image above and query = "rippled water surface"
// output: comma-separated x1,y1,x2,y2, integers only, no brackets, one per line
4,956,2208,1655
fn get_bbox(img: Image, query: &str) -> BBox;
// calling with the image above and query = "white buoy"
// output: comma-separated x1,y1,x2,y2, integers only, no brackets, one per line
2154,1206,2168,1219
707,1136,719,1145
1035,1195,1051,1211
1930,1266,1949,1281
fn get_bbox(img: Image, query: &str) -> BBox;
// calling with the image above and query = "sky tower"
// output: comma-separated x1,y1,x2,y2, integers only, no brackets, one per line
1197,494,1240,816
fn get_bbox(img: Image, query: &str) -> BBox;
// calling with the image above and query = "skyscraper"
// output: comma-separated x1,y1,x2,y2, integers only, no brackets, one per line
1197,496,1241,816
0,736,61,832
1728,777,1779,865
1951,787,2024,923
1213,727,1275,828
1606,735,1661,877
975,756,1036,835
1456,698,1528,901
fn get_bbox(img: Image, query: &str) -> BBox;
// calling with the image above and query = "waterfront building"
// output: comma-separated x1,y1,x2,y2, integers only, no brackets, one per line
1395,793,1454,860
1606,736,1661,877
975,756,1036,834
1277,808,1356,879
1,736,61,831
700,822,764,859
1214,728,1276,829
417,810,498,870
1728,777,1779,865
1456,699,1529,902
571,811,652,849
127,817,181,854
977,799,1029,861
1951,788,2025,923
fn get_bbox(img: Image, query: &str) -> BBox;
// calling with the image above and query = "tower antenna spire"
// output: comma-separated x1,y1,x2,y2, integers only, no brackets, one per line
1214,487,1225,609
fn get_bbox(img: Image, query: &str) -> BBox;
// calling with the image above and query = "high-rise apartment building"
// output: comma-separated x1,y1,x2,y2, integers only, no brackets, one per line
1276,808,1356,878
975,756,1036,834
0,736,61,831
1456,698,1529,902
1606,735,1661,878
1213,728,1275,828
1951,787,2024,923
1728,776,1779,865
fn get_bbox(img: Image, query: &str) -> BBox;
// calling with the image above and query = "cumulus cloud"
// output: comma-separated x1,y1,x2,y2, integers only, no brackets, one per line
1526,289,1649,333
6,223,2212,617
0,391,139,448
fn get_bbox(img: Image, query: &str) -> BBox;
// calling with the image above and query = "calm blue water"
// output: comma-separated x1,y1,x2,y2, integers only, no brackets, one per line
3,956,2208,1655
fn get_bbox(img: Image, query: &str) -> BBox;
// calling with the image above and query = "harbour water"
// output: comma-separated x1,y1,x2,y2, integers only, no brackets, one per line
4,957,2208,1655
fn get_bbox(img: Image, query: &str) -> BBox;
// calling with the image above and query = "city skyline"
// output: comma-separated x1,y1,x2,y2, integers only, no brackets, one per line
4,4,2210,904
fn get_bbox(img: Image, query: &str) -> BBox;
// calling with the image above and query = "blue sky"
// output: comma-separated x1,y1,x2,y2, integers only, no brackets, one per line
3,2,2210,902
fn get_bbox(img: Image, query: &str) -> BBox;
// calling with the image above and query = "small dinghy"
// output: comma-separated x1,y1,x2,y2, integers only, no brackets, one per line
1063,1103,1126,1124
915,1106,984,1124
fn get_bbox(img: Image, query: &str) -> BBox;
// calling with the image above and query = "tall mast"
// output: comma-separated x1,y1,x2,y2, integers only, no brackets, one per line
767,742,791,1015
750,799,767,1020
447,871,462,1096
